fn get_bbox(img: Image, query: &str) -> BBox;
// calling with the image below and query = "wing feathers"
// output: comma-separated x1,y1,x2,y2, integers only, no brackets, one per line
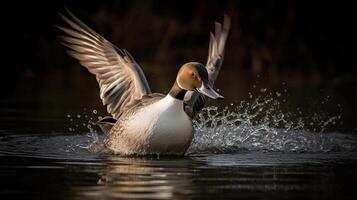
58,10,151,119
184,15,230,118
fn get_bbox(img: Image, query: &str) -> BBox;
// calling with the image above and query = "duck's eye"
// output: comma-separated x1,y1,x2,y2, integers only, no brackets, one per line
191,72,195,77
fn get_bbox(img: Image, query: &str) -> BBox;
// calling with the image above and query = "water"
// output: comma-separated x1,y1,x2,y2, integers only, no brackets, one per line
1,100,357,199
1,83,357,199
1,133,357,199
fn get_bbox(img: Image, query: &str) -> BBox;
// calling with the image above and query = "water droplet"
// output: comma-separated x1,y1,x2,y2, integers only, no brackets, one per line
187,91,343,154
84,115,88,118
98,116,103,120
275,92,281,97
69,128,73,131
260,88,267,93
67,114,71,118
93,110,97,114
82,123,86,126
77,114,81,118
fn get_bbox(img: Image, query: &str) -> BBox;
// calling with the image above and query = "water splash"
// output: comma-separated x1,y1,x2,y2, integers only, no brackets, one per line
188,92,348,154
64,89,353,154
66,108,102,133
64,108,103,151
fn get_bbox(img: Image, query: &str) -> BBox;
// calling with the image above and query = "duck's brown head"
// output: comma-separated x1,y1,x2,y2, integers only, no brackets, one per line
169,62,223,100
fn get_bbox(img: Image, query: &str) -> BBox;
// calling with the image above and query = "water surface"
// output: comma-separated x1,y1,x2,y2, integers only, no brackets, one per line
1,79,356,199
1,118,357,199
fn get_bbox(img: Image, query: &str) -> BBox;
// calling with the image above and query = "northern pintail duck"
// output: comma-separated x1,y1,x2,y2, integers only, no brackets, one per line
58,10,230,155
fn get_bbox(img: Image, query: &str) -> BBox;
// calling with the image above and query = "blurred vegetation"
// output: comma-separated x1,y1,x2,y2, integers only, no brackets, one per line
1,0,356,132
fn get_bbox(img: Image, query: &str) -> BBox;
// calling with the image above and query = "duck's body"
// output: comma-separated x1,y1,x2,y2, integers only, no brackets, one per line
104,95,193,155
59,10,230,155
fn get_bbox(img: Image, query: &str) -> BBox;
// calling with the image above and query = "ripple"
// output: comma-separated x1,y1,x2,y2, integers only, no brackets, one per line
0,133,102,160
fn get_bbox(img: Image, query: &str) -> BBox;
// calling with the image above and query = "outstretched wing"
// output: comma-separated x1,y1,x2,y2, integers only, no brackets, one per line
184,15,230,118
58,9,151,119
205,15,231,84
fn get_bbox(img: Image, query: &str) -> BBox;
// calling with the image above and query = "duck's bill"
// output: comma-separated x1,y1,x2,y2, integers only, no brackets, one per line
197,82,224,100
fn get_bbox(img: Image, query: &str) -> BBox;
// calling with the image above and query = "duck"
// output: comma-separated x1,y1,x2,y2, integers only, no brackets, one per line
58,9,230,155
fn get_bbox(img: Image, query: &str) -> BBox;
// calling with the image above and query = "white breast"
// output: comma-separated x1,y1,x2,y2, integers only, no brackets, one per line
121,95,194,155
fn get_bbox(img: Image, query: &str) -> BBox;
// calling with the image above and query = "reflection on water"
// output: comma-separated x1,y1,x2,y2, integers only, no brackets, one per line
81,157,196,199
1,133,357,199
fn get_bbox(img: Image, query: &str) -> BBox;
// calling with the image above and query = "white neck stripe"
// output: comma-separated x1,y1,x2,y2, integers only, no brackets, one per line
176,79,185,90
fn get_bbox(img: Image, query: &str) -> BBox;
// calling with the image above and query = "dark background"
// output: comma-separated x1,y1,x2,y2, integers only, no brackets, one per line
1,0,356,133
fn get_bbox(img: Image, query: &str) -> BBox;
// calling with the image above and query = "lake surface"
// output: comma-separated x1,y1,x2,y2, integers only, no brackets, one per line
1,132,357,200
1,100,357,199
1,67,357,199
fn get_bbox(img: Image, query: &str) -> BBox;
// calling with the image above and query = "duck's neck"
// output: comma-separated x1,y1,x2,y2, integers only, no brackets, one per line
169,81,187,100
